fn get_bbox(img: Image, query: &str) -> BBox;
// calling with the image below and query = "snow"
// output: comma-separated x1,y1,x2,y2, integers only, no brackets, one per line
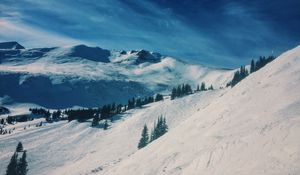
0,44,235,108
103,45,300,175
0,89,224,175
0,46,233,87
0,44,299,175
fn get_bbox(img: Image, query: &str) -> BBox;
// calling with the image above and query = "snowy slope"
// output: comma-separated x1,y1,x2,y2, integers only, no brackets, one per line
0,89,225,175
0,43,234,108
103,45,300,175
1,44,298,175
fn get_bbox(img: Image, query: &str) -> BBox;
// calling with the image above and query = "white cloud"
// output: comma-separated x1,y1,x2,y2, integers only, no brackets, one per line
0,19,85,48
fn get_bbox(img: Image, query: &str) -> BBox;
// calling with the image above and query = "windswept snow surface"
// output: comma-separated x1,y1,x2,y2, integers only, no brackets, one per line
0,89,224,175
104,46,300,175
0,43,234,108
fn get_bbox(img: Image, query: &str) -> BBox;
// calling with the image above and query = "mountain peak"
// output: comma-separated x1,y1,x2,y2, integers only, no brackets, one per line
136,50,161,64
0,41,25,50
68,44,110,62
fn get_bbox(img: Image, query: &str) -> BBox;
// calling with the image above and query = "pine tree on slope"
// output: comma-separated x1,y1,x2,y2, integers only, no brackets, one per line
18,151,28,175
6,152,18,175
16,142,23,152
250,59,255,73
103,120,109,130
138,124,149,149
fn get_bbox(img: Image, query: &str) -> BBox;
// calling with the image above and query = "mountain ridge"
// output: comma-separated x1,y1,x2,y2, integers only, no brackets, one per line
0,42,234,108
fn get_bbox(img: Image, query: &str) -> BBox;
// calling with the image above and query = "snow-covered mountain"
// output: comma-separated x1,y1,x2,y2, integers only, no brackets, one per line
104,45,300,175
0,45,299,175
0,42,234,108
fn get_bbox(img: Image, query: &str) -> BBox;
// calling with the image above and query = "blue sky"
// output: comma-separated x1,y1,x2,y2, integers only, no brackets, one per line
0,0,299,68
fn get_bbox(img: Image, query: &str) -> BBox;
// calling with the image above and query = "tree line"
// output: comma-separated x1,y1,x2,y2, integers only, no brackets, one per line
227,55,276,87
91,94,164,128
171,82,214,100
25,93,165,129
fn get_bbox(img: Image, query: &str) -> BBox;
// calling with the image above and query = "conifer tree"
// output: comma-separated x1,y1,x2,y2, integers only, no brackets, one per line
150,129,155,142
250,59,255,73
6,152,18,175
177,85,182,97
136,98,142,108
200,82,206,91
91,115,99,127
171,87,177,100
16,142,23,152
138,124,149,149
103,120,109,130
196,84,200,91
155,94,163,102
18,151,28,175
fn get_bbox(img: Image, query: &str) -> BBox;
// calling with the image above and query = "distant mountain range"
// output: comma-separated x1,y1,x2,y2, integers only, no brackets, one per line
0,41,234,108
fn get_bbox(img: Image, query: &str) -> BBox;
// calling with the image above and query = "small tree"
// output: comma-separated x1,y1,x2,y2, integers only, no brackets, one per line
196,84,200,91
18,151,28,175
155,94,163,102
171,88,177,100
6,152,18,175
91,115,99,127
136,98,142,108
16,142,23,152
200,82,206,91
250,59,255,73
138,124,149,149
103,120,109,130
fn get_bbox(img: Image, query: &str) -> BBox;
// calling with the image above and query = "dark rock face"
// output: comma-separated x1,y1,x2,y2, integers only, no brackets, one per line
69,45,111,62
136,50,161,64
0,42,25,49
120,50,127,55
0,106,9,115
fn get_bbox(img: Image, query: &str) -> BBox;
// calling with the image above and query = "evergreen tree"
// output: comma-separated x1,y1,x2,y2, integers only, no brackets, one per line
150,129,155,142
171,87,177,100
18,151,28,175
208,84,214,90
162,117,168,135
176,85,182,97
250,59,255,73
138,124,149,149
16,142,23,152
6,152,18,175
91,115,99,127
150,121,156,142
103,120,109,130
200,82,206,91
196,84,200,91
184,84,192,94
150,116,168,141
155,94,163,102
52,110,61,121
136,98,142,108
